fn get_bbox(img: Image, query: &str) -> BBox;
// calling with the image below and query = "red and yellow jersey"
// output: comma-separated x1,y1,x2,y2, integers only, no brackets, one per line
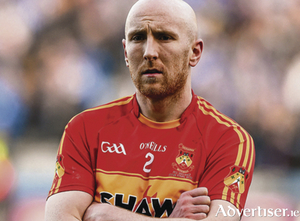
48,91,255,217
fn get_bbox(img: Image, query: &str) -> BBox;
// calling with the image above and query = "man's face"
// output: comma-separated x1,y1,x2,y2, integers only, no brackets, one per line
123,2,196,99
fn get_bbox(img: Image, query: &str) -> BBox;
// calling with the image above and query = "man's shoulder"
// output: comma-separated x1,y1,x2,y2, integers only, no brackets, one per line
192,95,246,134
68,95,135,127
82,95,134,116
193,95,254,154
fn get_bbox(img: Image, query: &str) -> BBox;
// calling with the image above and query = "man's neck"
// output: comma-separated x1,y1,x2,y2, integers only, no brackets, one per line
136,87,192,122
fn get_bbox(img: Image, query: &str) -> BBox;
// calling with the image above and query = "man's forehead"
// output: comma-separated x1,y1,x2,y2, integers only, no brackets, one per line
130,0,188,19
126,20,179,36
126,0,195,20
125,0,198,39
125,8,186,35
128,12,182,27
127,20,184,40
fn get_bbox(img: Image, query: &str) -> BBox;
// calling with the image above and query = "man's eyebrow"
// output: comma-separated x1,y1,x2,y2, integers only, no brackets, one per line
127,27,147,38
127,27,179,39
153,29,179,38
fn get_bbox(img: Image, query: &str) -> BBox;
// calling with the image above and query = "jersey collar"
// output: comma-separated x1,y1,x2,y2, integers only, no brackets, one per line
138,114,180,129
132,90,198,129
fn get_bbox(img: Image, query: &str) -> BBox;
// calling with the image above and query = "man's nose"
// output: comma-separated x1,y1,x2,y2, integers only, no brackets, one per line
143,36,158,61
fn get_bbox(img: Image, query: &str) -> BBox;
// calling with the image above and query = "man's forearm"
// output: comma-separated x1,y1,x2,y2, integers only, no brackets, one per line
83,203,196,221
83,187,211,221
45,191,93,221
83,200,240,221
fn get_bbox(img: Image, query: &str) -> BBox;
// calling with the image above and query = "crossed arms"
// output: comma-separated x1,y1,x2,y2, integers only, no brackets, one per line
45,188,240,221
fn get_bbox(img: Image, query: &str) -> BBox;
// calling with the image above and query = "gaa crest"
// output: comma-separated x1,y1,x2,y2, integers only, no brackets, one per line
224,165,248,194
172,143,195,173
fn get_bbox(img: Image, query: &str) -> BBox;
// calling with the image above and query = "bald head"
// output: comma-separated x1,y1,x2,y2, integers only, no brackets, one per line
125,0,198,43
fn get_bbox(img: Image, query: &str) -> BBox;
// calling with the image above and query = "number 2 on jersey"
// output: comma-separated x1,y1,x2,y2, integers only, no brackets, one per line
143,152,154,173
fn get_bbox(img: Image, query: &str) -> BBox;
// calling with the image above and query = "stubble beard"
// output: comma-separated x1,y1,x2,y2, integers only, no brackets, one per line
130,56,190,100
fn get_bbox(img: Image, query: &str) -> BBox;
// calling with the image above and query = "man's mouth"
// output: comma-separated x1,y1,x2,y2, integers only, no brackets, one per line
142,69,163,76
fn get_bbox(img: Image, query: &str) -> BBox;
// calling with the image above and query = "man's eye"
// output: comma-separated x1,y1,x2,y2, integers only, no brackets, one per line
131,35,144,41
159,35,172,41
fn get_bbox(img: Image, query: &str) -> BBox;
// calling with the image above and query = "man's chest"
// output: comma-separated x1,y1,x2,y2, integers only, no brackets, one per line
93,117,206,217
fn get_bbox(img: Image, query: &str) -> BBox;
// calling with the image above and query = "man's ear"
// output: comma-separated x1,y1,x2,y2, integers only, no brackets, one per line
189,39,203,67
122,39,129,67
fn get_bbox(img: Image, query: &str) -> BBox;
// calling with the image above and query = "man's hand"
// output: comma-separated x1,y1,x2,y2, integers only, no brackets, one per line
169,187,211,220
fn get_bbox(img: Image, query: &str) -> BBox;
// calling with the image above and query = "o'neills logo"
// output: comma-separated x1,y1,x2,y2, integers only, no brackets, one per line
172,144,195,174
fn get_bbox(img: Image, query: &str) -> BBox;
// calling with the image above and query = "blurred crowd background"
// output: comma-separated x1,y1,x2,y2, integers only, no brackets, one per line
0,0,300,220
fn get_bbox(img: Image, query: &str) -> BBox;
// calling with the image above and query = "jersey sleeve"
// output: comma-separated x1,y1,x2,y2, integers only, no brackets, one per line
198,125,255,212
48,114,95,198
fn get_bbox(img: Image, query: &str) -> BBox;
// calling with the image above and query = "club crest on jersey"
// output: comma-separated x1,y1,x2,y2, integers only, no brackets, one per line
172,144,195,174
224,165,248,194
55,154,65,178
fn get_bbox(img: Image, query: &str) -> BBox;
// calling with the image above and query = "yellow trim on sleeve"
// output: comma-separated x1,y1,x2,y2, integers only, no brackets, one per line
197,97,254,209
247,136,255,172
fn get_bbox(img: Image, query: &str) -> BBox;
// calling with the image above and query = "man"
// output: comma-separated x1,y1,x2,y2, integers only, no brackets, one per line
45,0,255,220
